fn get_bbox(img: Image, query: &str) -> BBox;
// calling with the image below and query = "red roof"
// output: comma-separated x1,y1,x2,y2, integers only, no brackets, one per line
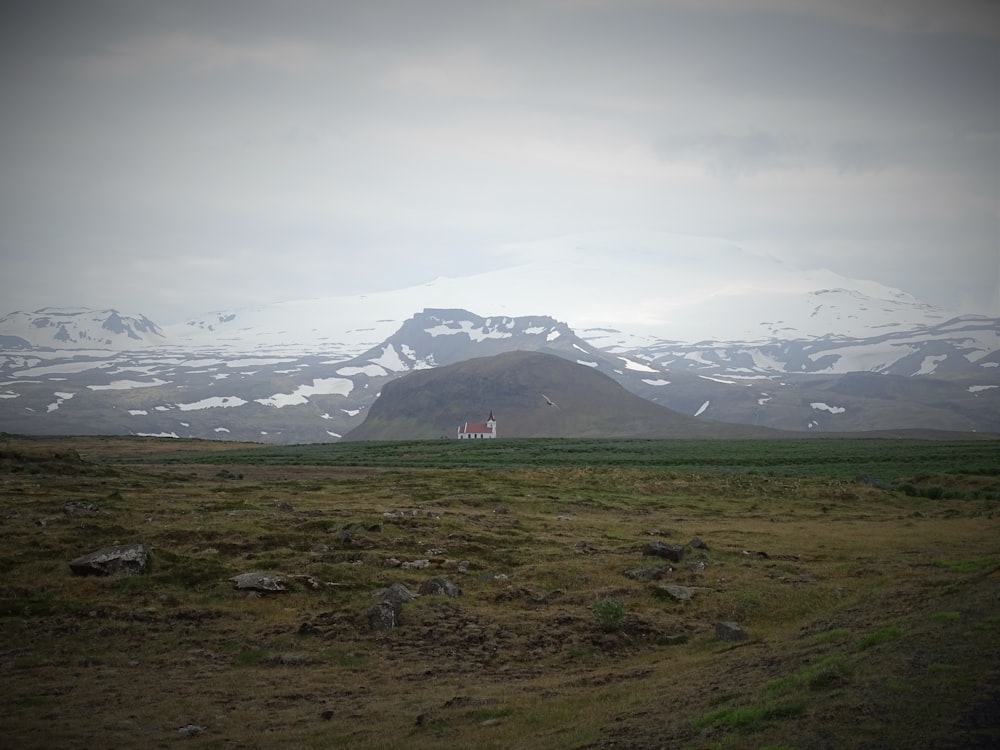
458,412,496,434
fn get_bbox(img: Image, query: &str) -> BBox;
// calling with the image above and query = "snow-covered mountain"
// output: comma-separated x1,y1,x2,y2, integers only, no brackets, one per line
2,242,999,442
2,307,998,441
0,308,167,350
156,235,966,355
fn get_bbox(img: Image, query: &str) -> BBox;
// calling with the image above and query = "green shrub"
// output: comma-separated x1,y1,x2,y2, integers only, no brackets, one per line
592,598,626,632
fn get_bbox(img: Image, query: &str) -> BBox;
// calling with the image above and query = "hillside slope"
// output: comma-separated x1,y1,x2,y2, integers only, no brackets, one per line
344,351,773,440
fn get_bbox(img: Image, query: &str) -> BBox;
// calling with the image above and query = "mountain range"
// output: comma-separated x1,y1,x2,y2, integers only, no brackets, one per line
1,288,997,442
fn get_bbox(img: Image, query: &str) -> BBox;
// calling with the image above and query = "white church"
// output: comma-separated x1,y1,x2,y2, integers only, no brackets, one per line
457,411,497,439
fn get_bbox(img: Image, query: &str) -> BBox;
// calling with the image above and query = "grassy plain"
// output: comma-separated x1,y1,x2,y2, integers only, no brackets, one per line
1,434,998,749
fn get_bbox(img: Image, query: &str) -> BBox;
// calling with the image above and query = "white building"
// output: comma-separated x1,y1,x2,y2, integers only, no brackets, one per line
457,411,497,439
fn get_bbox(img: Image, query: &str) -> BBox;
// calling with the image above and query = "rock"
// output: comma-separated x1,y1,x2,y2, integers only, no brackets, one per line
688,536,709,550
401,559,430,569
229,572,288,592
376,582,417,607
366,599,401,631
366,583,418,631
418,577,461,597
643,541,685,562
653,583,697,601
574,541,599,554
715,621,749,642
457,560,471,573
178,724,206,737
69,543,151,576
624,565,672,581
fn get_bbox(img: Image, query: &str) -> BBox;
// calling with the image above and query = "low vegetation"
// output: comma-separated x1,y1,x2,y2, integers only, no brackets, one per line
1,434,998,748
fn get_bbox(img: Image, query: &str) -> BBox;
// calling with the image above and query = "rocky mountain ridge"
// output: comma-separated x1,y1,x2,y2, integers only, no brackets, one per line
1,306,997,442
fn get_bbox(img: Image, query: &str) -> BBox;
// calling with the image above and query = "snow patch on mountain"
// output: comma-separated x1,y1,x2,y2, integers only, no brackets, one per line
811,402,846,414
177,396,249,411
337,364,388,377
254,377,353,408
88,378,169,390
425,320,513,341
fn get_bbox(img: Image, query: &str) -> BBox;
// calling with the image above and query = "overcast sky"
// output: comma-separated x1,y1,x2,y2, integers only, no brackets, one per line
2,0,997,324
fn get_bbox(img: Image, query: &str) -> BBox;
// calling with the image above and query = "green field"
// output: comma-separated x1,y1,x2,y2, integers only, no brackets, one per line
1,434,998,749
121,436,1000,493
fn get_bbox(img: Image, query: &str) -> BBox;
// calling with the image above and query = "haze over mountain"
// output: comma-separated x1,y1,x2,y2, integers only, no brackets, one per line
163,238,971,353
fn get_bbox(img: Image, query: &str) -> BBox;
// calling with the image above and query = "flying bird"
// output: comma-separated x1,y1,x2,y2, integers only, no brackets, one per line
542,394,559,408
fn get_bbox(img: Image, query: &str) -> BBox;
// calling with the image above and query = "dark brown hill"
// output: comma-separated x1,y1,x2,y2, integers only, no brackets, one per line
344,350,777,440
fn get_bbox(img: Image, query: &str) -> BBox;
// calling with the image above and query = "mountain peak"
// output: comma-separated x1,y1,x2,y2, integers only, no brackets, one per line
0,308,166,350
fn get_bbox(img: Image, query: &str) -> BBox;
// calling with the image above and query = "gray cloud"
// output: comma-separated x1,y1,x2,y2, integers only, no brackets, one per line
1,0,996,322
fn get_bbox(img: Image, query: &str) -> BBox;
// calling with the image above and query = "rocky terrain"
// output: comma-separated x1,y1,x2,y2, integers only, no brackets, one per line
1,434,997,749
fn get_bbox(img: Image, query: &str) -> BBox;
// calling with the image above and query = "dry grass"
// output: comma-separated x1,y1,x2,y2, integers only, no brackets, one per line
0,435,998,749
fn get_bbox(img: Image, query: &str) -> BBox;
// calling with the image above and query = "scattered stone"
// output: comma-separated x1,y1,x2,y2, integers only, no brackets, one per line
178,724,206,737
63,500,100,514
556,514,573,521
715,621,749,642
574,541,599,554
375,583,417,607
272,500,294,511
493,506,509,515
688,536,709,550
401,559,430,569
384,557,402,567
418,577,461,597
624,565,672,581
229,572,288,592
742,549,770,559
643,541,685,562
425,547,446,556
457,560,471,573
687,560,708,573
653,583,698,602
69,543,151,577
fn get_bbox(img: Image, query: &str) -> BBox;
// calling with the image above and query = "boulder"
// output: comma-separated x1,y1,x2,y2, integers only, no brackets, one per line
624,565,672,581
366,583,417,632
376,582,417,607
643,541,685,562
418,577,461,597
715,621,749,642
230,572,288,592
69,543,150,576
688,536,709,550
367,599,401,632
653,583,698,602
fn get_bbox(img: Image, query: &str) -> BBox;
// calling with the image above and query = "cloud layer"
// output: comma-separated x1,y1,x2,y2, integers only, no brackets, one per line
1,0,997,323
